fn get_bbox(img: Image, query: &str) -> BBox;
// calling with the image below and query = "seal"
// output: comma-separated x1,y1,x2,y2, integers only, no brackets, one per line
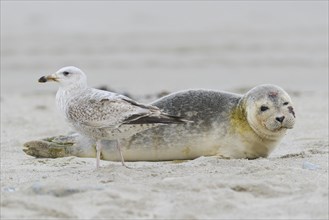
24,84,296,161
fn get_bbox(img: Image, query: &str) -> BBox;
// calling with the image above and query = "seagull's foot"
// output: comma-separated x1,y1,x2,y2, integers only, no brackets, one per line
115,140,132,169
121,161,133,169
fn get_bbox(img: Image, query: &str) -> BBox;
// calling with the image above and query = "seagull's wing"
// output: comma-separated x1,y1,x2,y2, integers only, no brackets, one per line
118,96,188,124
67,94,160,129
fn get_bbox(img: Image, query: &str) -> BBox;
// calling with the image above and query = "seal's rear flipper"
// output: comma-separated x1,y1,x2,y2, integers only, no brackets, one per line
23,137,74,158
23,134,97,159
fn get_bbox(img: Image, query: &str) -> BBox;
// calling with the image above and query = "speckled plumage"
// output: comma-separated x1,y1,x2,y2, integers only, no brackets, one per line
57,87,160,140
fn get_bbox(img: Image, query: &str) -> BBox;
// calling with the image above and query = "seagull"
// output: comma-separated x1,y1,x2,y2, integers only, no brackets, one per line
38,66,188,168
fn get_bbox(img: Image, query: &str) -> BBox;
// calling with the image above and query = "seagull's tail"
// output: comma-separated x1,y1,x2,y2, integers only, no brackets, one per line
123,113,192,125
157,113,193,124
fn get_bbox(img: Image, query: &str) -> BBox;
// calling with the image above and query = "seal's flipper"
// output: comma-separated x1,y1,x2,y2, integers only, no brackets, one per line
23,137,74,158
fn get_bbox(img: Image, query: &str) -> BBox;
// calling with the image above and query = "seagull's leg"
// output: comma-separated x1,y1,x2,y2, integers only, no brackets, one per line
96,140,102,169
116,140,131,169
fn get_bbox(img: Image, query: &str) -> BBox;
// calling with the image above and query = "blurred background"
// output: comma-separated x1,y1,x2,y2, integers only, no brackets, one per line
1,1,328,95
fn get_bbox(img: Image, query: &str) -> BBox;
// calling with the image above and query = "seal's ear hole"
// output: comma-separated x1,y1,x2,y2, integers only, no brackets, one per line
283,102,289,106
260,106,269,112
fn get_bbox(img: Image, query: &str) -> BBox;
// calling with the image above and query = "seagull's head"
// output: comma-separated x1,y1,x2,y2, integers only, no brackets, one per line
38,66,87,88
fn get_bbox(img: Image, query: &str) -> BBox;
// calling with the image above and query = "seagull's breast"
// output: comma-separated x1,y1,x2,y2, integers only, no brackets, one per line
56,89,70,118
56,87,86,120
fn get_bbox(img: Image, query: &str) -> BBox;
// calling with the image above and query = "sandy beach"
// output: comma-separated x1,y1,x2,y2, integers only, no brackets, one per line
1,89,328,219
1,2,328,219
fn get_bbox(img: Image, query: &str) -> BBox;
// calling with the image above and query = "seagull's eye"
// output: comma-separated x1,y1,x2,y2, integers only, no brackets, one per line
283,102,289,106
260,106,269,112
63,71,70,76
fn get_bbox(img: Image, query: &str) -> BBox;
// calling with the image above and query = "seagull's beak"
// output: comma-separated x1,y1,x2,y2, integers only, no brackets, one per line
38,74,59,83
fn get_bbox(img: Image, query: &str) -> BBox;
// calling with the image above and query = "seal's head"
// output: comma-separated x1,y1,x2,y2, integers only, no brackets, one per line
38,66,87,89
242,84,296,140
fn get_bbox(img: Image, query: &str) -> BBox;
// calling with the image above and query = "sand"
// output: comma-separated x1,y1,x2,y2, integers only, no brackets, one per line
1,89,328,219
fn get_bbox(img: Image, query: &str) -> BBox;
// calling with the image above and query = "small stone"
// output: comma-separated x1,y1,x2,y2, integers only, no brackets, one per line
302,161,320,170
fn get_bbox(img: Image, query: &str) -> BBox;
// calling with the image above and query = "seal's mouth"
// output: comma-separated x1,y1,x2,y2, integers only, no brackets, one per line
271,124,295,132
263,119,294,132
264,123,288,132
275,127,286,131
281,125,294,130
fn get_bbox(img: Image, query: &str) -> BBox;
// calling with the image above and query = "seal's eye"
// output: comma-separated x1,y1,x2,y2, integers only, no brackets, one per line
63,71,70,76
283,102,289,105
260,106,269,112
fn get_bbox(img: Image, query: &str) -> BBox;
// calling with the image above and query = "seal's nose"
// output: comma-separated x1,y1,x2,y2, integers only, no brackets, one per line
276,116,285,123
